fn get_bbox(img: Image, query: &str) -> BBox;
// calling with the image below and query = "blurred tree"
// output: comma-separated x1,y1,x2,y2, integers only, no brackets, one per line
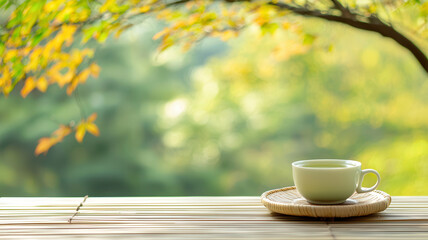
0,17,426,196
178,23,428,195
0,0,427,153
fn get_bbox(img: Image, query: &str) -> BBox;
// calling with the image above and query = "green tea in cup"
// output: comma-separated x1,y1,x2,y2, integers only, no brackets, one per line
292,159,380,204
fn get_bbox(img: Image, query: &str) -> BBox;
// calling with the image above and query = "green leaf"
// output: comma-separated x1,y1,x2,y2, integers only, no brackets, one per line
0,0,7,8
11,27,21,41
12,62,24,79
303,34,316,45
82,26,98,43
98,31,109,43
31,31,45,47
0,42,5,55
0,0,14,9
115,4,130,14
7,14,22,28
261,23,279,35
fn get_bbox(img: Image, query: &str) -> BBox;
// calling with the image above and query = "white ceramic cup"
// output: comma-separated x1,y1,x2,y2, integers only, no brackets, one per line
292,159,380,204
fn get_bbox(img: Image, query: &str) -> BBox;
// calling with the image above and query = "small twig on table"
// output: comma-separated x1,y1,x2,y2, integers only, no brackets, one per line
68,195,89,223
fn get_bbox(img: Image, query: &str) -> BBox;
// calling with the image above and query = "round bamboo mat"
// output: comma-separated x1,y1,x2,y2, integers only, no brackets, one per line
261,186,391,218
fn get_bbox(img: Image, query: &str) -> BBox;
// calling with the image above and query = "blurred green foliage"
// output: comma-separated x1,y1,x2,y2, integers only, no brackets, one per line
0,19,427,196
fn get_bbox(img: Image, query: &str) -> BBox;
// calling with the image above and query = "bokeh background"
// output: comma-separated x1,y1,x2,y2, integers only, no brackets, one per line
0,17,427,197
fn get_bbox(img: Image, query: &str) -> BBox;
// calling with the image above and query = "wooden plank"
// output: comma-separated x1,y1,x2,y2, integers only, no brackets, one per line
0,196,426,239
327,196,428,239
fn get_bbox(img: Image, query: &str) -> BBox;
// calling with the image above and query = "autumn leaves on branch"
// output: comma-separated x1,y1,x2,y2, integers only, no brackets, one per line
35,113,99,156
0,0,426,155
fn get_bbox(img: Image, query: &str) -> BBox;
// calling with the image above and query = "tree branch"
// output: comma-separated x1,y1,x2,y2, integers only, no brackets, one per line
330,0,349,15
93,0,428,74
270,2,428,74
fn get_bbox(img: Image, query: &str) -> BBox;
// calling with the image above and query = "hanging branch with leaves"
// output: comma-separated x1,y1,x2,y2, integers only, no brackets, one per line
0,0,426,155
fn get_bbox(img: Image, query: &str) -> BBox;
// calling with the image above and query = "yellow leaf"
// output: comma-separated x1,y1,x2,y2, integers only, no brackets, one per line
78,68,91,83
368,5,377,13
89,63,100,78
81,49,95,58
153,29,168,40
35,137,57,156
25,49,41,72
21,77,36,98
56,6,74,22
61,69,75,87
3,85,13,96
21,25,32,35
86,123,100,136
157,37,174,52
87,113,97,122
34,124,72,155
4,49,18,62
219,30,237,41
139,6,150,13
115,24,133,39
282,22,290,30
100,0,115,13
53,125,72,139
0,67,11,88
75,124,86,143
74,113,100,141
36,77,48,92
44,1,61,12
52,25,77,50
66,69,90,95
66,81,77,95
47,64,66,86
70,50,83,66
78,9,91,22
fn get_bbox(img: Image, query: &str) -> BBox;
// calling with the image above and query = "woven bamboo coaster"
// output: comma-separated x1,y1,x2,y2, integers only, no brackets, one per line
261,186,391,218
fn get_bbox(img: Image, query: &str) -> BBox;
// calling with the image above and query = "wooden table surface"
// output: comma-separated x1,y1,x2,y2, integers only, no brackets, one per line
0,196,426,239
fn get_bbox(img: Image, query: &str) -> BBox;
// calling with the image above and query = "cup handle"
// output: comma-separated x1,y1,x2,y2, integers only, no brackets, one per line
356,169,381,193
